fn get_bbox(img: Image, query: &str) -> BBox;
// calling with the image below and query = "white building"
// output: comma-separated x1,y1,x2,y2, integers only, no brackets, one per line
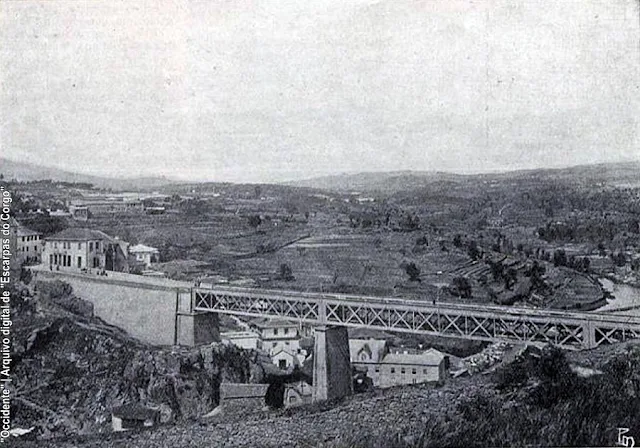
42,228,129,272
128,244,160,268
221,331,262,351
249,318,304,355
271,347,307,370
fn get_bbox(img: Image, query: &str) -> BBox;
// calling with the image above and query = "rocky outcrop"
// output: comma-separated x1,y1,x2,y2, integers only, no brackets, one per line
11,282,256,440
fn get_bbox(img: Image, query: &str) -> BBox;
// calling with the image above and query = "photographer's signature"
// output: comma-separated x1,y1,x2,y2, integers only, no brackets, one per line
618,428,636,448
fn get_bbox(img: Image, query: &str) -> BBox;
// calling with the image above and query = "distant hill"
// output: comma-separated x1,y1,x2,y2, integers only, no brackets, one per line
0,158,178,191
287,171,466,194
287,162,640,194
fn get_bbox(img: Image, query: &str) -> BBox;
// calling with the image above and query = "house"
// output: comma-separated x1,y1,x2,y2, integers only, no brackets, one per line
284,381,313,408
370,349,448,388
111,404,160,432
68,205,88,221
249,318,305,355
218,383,270,414
128,244,160,268
68,198,144,217
349,338,388,365
221,331,262,350
14,223,43,264
271,347,307,370
42,228,129,272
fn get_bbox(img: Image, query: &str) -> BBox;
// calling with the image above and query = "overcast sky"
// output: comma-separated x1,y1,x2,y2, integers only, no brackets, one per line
1,0,639,183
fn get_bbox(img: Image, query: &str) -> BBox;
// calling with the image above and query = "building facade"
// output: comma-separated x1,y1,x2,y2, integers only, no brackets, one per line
128,244,160,268
221,331,262,351
15,225,43,264
43,228,128,272
249,318,304,354
371,349,448,388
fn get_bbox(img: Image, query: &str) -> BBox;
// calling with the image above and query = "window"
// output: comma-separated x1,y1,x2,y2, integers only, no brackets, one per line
285,341,290,346
89,242,93,251
21,237,25,242
289,396,297,403
54,242,58,248
278,359,287,369
77,257,82,268
95,241,100,251
390,367,395,374
78,243,81,250
412,368,417,375
401,368,406,374
375,367,380,373
423,369,428,374
274,329,279,336
284,328,289,335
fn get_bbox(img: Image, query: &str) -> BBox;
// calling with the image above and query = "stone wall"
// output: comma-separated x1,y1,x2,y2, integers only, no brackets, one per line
32,269,218,346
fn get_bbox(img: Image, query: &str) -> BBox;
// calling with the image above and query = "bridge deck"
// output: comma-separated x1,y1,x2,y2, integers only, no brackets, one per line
193,285,640,350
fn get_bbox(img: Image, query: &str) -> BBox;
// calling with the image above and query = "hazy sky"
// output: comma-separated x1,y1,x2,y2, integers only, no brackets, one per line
1,0,639,182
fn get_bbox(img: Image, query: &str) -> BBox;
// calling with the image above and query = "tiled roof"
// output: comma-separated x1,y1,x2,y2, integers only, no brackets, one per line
45,228,114,242
129,244,159,253
382,349,446,366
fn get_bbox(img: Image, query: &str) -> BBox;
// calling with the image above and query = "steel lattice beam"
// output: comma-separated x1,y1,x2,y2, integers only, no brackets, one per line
192,287,640,350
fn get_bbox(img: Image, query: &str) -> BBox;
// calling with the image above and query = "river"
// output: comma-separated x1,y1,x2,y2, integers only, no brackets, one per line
598,278,640,313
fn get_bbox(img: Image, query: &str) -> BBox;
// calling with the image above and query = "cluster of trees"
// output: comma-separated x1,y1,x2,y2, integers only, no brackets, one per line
346,207,421,232
538,218,640,244
551,249,592,272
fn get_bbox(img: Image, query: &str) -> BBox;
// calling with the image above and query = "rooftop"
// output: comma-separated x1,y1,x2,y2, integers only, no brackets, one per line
45,228,114,242
382,349,446,366
129,244,159,253
250,317,299,329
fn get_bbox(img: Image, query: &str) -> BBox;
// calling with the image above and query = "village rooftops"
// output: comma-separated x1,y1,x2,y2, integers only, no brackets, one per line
16,226,41,237
45,228,114,242
381,349,446,366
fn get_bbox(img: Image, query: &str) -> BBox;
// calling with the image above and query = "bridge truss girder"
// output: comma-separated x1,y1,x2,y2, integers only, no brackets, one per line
193,289,640,350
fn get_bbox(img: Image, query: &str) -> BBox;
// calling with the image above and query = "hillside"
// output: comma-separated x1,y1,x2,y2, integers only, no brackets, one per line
19,341,640,448
289,161,640,194
0,158,176,190
9,279,259,440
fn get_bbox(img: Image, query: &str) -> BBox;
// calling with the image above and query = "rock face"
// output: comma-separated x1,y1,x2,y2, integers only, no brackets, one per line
11,282,256,440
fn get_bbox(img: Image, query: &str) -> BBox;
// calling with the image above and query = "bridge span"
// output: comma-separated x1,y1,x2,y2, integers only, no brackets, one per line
193,286,640,351
31,267,640,402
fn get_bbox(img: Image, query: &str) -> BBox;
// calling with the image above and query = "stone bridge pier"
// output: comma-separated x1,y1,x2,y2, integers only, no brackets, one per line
312,325,353,402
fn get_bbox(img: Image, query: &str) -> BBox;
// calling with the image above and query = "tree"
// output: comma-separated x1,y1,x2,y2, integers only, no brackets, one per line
504,268,518,290
277,263,295,281
452,276,472,298
490,261,504,282
248,214,262,229
467,240,481,261
405,262,421,282
553,249,567,267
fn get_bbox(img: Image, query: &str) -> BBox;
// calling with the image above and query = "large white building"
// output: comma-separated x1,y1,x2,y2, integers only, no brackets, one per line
42,228,129,271
349,338,448,388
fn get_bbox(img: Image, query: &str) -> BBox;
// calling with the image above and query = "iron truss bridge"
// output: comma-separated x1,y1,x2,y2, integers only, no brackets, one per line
193,286,640,350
